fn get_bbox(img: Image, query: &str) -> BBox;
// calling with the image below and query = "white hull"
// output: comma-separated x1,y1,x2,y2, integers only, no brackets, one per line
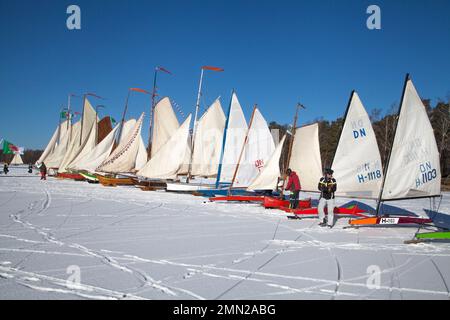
166,182,214,192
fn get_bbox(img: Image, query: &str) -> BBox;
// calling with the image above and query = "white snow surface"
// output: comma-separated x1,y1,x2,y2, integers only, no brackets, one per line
1,166,449,300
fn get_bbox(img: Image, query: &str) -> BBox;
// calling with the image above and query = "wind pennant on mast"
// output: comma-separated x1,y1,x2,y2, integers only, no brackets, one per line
130,88,151,94
201,66,224,72
187,65,224,181
156,66,172,75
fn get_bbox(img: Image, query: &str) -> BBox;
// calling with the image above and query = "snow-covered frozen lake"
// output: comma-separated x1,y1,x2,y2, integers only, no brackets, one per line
1,166,449,300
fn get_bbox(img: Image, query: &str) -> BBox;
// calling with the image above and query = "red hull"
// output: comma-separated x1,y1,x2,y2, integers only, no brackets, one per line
283,205,369,218
263,196,311,209
57,172,85,181
209,196,265,202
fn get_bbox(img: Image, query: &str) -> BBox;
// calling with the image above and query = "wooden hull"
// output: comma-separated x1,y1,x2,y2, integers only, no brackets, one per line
97,175,134,186
57,172,85,181
131,178,166,191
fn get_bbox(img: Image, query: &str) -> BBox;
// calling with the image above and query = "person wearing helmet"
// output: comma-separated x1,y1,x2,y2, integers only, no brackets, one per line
317,168,337,228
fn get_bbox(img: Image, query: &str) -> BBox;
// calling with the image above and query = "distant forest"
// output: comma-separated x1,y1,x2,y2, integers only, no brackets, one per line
1,99,449,182
270,98,450,181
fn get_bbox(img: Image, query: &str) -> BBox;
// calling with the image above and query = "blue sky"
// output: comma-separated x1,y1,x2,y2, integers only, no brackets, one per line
1,0,449,149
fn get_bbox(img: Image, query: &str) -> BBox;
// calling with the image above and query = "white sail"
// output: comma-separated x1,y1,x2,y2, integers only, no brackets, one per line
80,98,97,144
137,115,192,179
233,108,275,187
331,92,383,199
66,121,97,170
135,135,148,171
177,143,192,176
10,153,23,165
72,119,136,172
45,121,77,168
289,123,323,191
248,134,286,191
37,124,65,164
97,113,145,173
151,97,180,158
382,78,441,200
58,99,97,173
219,92,248,183
191,99,226,177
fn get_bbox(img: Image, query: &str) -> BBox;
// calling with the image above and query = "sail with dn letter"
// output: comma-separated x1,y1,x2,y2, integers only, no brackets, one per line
381,76,441,200
332,91,383,199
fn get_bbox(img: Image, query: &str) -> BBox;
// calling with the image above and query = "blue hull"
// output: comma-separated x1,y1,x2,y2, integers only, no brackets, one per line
197,188,279,197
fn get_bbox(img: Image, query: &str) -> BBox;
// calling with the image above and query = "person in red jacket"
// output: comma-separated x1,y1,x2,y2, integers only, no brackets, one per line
286,168,301,209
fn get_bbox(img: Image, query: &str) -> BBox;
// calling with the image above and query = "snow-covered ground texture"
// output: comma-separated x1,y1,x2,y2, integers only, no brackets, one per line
1,166,449,300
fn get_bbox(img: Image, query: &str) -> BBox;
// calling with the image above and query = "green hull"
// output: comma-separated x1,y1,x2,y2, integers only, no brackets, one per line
79,172,98,182
416,231,450,240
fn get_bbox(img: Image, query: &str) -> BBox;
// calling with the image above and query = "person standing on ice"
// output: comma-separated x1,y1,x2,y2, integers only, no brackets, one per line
39,162,47,180
3,163,9,175
317,168,337,228
285,168,301,209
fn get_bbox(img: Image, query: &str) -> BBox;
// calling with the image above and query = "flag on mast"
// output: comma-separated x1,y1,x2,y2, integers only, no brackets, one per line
2,140,19,154
201,66,224,72
130,88,150,94
157,66,172,74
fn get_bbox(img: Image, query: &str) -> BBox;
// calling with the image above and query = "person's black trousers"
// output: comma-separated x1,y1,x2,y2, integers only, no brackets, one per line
289,190,300,209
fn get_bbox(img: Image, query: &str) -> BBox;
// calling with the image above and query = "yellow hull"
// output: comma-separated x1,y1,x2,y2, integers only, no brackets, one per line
97,175,134,187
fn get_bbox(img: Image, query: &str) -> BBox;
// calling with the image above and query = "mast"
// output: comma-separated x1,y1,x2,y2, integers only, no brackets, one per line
67,93,74,143
117,90,131,145
147,68,158,159
67,94,72,130
95,105,105,145
80,94,87,146
375,73,410,216
228,104,258,194
186,68,205,183
279,102,305,198
57,106,63,146
215,90,234,188
187,66,223,182
147,66,172,159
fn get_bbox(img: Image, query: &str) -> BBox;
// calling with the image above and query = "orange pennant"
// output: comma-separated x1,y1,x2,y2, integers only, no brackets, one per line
130,88,150,94
201,66,224,72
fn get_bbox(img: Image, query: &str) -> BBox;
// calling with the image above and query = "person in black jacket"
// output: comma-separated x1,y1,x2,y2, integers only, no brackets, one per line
3,163,9,175
317,168,337,228
39,162,47,180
